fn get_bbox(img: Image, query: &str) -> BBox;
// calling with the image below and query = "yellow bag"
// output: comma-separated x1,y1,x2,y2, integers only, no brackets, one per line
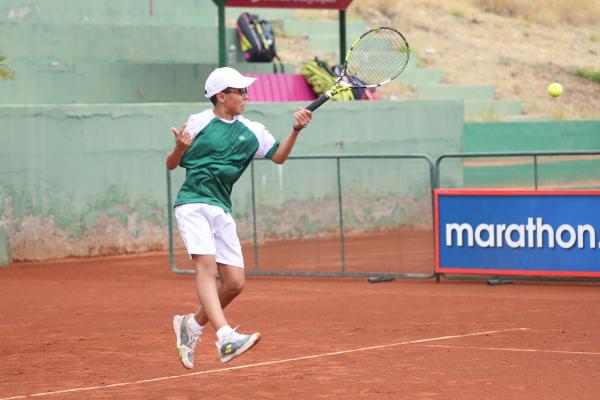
301,58,354,101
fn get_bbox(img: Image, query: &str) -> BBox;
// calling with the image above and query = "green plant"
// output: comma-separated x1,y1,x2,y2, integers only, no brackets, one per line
478,107,502,121
476,0,600,25
551,108,567,120
450,7,466,17
0,54,14,80
575,68,600,84
520,19,533,28
582,111,600,119
499,56,512,66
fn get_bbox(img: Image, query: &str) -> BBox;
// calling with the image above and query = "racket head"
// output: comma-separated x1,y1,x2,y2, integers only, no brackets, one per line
343,27,410,88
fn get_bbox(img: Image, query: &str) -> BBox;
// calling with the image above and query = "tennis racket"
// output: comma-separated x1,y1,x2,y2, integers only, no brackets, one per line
306,27,410,112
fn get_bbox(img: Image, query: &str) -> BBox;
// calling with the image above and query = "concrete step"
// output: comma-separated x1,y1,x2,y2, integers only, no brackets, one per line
405,54,420,69
0,23,239,64
283,19,369,38
0,64,211,104
399,68,444,86
0,0,216,26
226,8,294,22
415,84,496,100
0,62,296,104
282,19,369,55
233,62,296,74
465,99,523,117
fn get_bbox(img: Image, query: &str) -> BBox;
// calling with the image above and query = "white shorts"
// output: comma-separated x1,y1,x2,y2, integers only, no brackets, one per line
175,203,244,268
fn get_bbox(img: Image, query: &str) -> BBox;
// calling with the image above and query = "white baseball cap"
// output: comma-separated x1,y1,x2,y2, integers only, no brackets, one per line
204,67,256,98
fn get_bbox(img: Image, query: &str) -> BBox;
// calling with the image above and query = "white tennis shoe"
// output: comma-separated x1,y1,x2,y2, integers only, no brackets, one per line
216,328,261,363
173,314,201,369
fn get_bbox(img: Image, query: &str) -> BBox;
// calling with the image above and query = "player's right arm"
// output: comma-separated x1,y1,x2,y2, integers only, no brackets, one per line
166,124,193,170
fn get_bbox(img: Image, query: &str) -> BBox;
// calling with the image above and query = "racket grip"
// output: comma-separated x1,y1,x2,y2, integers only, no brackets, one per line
306,93,330,112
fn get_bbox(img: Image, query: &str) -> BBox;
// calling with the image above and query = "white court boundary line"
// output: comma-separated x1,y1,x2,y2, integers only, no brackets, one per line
0,328,528,400
421,344,600,356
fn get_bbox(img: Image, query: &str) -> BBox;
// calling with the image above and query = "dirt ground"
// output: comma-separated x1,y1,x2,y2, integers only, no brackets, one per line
284,0,600,120
171,228,435,276
1,252,600,399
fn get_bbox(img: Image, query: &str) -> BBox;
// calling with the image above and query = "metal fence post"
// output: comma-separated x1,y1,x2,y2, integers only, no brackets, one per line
533,154,539,190
428,155,441,283
336,157,346,273
167,154,437,279
251,161,259,273
166,169,175,270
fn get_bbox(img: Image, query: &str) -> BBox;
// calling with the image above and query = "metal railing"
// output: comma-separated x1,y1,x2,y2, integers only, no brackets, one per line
167,154,436,279
167,150,600,282
435,150,600,282
436,150,600,190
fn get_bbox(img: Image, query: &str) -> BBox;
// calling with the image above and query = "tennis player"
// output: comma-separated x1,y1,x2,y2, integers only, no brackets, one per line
167,67,311,368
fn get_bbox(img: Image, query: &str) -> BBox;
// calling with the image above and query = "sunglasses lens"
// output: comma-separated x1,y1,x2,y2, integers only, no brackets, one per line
223,88,248,96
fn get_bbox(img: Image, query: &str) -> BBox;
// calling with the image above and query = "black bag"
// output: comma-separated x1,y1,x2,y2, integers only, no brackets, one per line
331,64,380,100
236,12,282,66
332,65,366,100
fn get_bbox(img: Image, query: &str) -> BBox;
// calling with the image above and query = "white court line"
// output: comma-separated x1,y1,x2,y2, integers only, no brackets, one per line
0,327,527,400
421,344,600,356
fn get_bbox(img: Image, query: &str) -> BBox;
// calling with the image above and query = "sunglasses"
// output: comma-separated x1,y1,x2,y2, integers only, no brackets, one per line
222,87,248,96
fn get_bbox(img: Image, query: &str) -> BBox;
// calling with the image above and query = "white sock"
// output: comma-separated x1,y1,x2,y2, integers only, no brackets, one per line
186,314,204,335
216,325,233,343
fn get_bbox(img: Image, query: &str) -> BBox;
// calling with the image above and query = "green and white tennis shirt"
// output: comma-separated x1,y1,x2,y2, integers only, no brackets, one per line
174,109,280,213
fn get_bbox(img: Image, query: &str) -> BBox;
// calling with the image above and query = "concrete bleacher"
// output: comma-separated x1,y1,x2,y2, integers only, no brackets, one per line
281,19,369,54
0,62,296,104
0,0,217,26
0,0,514,132
257,13,522,118
0,0,522,118
0,1,305,105
225,7,294,23
415,83,522,118
2,0,523,263
0,23,234,65
0,0,221,104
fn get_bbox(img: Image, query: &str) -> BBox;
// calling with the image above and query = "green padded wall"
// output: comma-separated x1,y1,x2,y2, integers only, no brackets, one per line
0,100,463,261
456,121,600,189
465,121,600,152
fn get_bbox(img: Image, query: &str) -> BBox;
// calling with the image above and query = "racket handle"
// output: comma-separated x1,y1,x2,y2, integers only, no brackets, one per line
306,93,331,112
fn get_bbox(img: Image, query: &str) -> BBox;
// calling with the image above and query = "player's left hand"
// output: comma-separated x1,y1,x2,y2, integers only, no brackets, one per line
293,108,312,131
170,124,193,152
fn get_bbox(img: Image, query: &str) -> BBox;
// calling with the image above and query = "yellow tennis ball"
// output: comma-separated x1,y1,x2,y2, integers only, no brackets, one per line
547,82,563,97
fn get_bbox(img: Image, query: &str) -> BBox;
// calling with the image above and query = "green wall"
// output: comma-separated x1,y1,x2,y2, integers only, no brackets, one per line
0,62,294,104
0,24,239,65
0,100,463,262
465,121,600,152
455,121,600,189
0,0,292,26
0,0,464,264
4,0,599,265
0,0,217,26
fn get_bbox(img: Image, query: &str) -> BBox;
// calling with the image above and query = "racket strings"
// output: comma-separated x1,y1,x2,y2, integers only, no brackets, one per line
346,28,409,86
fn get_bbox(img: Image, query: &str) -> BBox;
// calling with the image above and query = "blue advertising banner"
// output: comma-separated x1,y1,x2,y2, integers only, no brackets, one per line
435,190,600,277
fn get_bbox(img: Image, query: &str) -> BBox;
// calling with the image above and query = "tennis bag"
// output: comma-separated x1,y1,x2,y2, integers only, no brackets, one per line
236,12,280,63
301,58,355,101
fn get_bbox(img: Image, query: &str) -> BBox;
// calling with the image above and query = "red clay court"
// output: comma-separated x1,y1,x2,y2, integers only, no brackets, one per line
1,251,600,400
